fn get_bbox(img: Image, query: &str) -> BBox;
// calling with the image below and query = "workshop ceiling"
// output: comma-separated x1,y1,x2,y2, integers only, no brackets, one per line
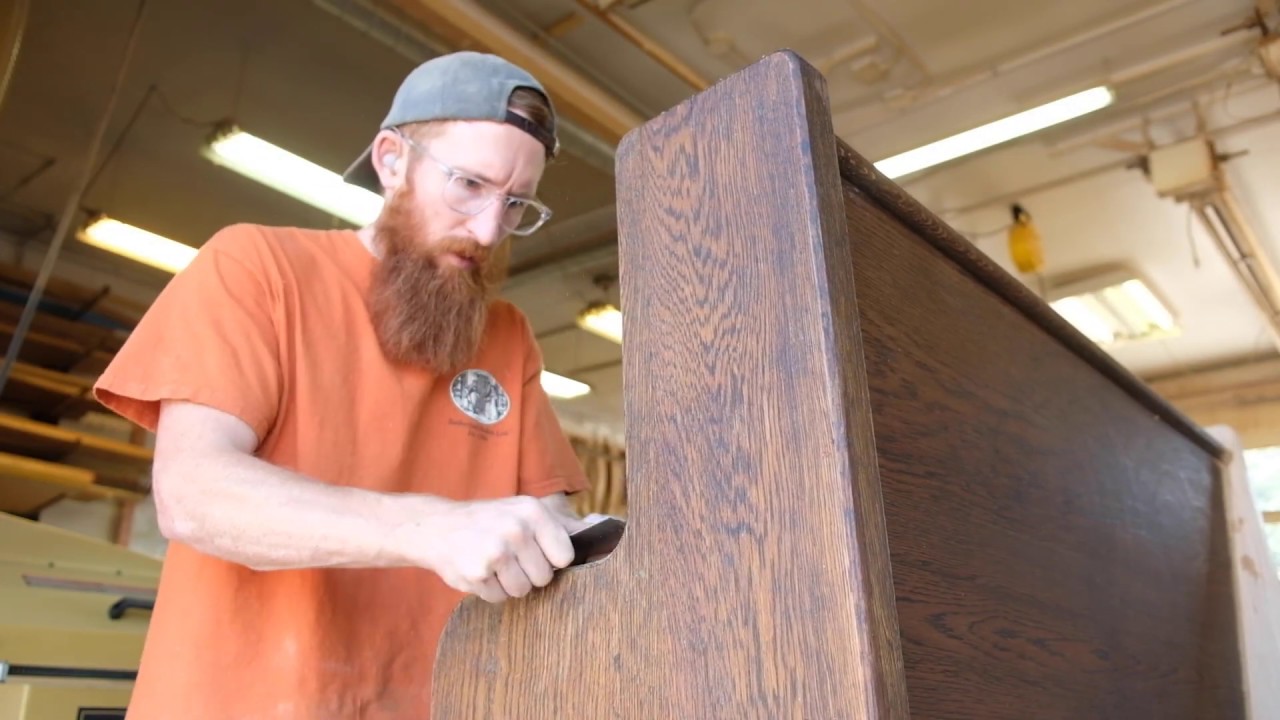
1,0,1278,442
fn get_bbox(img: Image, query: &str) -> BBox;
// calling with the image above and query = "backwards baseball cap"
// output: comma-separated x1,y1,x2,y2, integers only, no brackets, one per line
342,51,559,193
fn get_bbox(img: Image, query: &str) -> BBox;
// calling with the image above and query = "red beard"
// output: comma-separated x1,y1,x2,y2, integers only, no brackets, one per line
367,181,510,373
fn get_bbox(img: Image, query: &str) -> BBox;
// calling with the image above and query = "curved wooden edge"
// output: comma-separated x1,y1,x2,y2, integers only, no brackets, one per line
832,139,1225,460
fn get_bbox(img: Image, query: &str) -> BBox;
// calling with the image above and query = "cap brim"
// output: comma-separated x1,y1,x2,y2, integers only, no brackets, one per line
342,145,382,195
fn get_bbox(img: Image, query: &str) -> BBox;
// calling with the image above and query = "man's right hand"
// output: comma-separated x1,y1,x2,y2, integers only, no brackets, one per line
395,495,578,604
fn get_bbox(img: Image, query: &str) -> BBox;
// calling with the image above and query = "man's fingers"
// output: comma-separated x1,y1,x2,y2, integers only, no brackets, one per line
430,497,585,605
494,557,534,598
474,577,509,604
529,510,575,569
514,538,555,588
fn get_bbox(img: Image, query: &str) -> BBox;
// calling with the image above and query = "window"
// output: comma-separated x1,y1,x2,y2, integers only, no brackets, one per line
1241,445,1280,570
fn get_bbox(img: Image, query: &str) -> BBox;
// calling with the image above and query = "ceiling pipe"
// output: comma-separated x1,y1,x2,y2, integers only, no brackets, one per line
1211,188,1280,310
0,0,29,115
934,91,1280,216
1144,124,1280,353
1047,73,1275,157
1192,193,1280,351
1108,31,1255,86
833,0,1206,119
571,0,711,91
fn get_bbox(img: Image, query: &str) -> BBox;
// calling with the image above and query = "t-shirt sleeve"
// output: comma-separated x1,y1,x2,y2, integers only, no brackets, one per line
515,312,591,498
93,223,282,443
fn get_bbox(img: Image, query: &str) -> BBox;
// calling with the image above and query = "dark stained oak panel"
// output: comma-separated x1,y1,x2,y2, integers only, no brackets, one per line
433,50,909,720
841,182,1243,718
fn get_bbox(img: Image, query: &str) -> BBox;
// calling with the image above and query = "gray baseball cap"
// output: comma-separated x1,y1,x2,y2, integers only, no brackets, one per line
342,51,559,193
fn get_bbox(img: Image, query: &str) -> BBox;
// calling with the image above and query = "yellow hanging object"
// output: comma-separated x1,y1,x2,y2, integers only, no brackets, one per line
1007,204,1044,274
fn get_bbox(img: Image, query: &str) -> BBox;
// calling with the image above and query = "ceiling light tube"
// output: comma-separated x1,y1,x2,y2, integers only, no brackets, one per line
1047,269,1178,346
541,371,591,399
874,86,1116,179
203,123,384,227
77,215,197,274
1050,295,1117,345
577,302,623,344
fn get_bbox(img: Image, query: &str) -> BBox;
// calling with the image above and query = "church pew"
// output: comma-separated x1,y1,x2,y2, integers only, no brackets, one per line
431,50,1244,719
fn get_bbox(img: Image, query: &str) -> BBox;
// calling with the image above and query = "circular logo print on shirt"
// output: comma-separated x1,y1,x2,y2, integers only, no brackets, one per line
450,369,511,425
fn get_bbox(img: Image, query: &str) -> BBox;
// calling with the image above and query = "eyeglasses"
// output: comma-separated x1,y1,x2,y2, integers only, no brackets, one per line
394,130,553,236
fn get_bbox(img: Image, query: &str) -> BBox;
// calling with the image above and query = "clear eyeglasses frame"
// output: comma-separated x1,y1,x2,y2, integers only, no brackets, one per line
393,129,553,237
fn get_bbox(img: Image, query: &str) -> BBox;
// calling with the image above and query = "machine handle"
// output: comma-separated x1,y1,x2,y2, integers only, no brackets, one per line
0,660,137,682
108,596,155,620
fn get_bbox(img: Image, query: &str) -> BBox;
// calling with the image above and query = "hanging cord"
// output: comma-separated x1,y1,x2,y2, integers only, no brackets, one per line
0,0,150,395
1186,205,1201,269
81,83,220,199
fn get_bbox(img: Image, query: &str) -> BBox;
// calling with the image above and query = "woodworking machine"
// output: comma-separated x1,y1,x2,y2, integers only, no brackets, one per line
0,513,157,719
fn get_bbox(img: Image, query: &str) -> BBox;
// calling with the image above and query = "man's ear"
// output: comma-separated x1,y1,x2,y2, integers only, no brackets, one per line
370,130,405,192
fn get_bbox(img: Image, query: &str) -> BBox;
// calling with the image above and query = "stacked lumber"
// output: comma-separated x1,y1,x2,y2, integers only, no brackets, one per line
0,261,152,526
567,434,626,518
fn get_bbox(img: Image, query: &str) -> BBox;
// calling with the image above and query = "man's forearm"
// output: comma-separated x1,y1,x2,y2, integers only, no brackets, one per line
154,448,438,572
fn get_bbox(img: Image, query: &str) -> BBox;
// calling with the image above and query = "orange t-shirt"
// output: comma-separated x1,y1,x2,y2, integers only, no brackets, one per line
93,223,590,719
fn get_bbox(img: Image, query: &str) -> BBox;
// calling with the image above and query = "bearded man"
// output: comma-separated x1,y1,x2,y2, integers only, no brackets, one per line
93,52,593,720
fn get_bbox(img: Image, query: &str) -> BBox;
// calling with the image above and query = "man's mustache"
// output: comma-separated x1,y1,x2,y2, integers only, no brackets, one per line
426,236,492,266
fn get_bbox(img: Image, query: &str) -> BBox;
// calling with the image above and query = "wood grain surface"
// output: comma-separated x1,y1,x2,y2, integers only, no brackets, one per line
842,183,1243,718
432,50,909,719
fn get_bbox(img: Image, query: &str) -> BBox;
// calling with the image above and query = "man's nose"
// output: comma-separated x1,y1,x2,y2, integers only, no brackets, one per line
466,203,508,247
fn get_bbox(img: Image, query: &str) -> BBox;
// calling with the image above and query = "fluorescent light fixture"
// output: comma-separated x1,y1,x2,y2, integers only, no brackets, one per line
874,86,1115,179
203,124,384,227
1047,269,1178,346
577,302,623,344
77,215,198,274
541,370,591,399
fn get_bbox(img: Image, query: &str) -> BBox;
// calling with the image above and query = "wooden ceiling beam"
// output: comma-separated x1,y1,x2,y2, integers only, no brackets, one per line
372,0,645,145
